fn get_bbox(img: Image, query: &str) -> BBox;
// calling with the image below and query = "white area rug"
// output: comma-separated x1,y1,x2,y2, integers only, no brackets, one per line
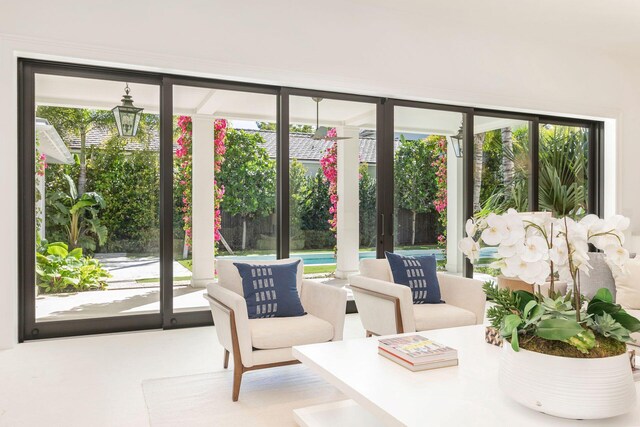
142,365,345,426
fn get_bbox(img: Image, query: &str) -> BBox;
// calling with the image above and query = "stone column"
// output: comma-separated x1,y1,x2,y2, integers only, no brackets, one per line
446,136,464,274
190,115,215,287
335,126,360,279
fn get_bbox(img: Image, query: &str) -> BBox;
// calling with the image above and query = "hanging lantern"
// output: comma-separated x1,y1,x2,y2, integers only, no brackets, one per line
112,83,143,137
450,125,464,158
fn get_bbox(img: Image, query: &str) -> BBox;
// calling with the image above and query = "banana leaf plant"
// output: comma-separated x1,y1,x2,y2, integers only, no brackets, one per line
46,174,107,252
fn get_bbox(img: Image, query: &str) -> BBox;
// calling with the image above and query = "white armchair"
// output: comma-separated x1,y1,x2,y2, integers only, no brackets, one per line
350,258,485,337
204,258,347,401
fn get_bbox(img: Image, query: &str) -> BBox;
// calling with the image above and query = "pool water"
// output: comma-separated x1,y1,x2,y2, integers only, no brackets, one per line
216,247,497,265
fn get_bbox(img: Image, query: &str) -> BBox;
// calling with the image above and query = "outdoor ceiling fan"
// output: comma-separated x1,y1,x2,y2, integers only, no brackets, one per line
311,97,351,141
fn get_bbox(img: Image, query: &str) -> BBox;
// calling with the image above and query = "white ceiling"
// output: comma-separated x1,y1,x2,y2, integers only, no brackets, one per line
35,74,524,134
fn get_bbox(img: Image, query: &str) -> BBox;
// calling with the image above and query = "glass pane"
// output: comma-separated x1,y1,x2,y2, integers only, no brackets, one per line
393,106,463,273
538,123,589,218
289,96,377,279
172,86,277,312
472,116,531,280
34,74,161,321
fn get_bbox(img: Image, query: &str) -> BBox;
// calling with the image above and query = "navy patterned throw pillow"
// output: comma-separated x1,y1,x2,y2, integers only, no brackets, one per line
233,260,306,319
385,252,442,304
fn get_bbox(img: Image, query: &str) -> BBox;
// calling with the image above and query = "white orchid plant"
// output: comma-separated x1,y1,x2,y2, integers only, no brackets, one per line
460,210,640,354
459,209,630,292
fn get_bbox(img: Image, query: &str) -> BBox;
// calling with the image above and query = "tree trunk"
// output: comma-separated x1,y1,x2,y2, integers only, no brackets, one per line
411,210,416,246
473,133,485,212
78,130,87,195
241,217,247,251
501,127,514,195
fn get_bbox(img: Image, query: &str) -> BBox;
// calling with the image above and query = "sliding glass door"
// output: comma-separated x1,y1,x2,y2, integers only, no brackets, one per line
20,62,164,339
385,102,468,274
287,93,378,279
18,59,604,340
170,82,279,315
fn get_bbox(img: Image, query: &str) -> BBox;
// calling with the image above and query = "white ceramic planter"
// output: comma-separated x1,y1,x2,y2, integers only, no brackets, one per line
499,344,637,419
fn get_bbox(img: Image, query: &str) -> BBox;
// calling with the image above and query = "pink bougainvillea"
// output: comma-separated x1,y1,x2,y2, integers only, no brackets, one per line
320,128,338,238
432,137,447,246
213,119,227,247
36,152,47,177
176,116,194,247
176,116,227,254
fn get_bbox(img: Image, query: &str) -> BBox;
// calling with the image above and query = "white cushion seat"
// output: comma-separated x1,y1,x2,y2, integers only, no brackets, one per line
413,304,477,331
614,258,640,348
205,258,347,401
249,314,334,350
350,258,486,337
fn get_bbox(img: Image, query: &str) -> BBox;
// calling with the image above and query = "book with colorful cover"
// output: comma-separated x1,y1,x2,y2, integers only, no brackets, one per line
378,335,457,364
378,348,459,371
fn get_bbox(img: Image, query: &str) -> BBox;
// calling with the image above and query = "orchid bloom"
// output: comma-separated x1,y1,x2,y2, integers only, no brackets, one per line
459,209,630,287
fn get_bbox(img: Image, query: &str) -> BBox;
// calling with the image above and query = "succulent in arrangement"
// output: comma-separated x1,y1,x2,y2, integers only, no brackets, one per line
484,282,639,357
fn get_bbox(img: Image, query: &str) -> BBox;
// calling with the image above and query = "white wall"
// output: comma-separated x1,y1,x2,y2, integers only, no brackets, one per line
1,0,639,348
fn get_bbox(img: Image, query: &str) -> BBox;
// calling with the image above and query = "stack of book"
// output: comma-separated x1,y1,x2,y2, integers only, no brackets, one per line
378,335,458,372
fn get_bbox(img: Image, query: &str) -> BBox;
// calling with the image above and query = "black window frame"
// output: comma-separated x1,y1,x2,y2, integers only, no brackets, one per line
18,58,605,340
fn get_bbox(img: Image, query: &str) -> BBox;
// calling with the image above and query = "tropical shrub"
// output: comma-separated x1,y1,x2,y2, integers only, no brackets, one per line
88,136,159,252
36,242,110,293
359,164,376,248
478,126,588,218
46,174,107,252
290,159,308,243
394,136,439,245
217,128,276,251
300,169,332,234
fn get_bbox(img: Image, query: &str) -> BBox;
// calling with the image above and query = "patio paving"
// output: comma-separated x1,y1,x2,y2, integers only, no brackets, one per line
35,276,349,322
94,254,193,290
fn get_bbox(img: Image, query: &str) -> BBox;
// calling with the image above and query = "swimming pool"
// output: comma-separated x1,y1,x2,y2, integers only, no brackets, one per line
216,247,498,265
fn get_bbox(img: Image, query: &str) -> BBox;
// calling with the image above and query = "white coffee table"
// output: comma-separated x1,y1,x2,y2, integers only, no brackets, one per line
292,325,640,427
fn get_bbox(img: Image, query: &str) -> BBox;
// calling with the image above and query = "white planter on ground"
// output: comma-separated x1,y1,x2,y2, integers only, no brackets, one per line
499,344,636,419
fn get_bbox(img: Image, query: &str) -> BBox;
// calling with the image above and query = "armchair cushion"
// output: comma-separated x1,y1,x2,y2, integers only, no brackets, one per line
413,304,476,331
249,314,334,350
385,252,442,304
234,260,305,319
616,257,640,309
216,258,304,295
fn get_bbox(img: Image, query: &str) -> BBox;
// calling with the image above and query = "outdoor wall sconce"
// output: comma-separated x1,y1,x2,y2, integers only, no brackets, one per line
112,83,143,137
450,125,463,158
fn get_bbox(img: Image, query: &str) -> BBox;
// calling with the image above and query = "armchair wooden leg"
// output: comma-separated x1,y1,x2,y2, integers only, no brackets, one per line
223,349,230,369
232,363,243,402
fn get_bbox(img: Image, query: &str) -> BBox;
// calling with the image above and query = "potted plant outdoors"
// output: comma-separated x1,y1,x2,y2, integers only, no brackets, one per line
459,209,640,420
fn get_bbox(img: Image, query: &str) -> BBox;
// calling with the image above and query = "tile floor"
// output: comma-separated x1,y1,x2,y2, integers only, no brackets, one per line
0,314,366,427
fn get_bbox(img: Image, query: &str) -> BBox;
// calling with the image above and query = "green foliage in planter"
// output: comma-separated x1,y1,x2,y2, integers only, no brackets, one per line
483,282,640,357
484,281,521,329
36,242,110,293
518,333,626,358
